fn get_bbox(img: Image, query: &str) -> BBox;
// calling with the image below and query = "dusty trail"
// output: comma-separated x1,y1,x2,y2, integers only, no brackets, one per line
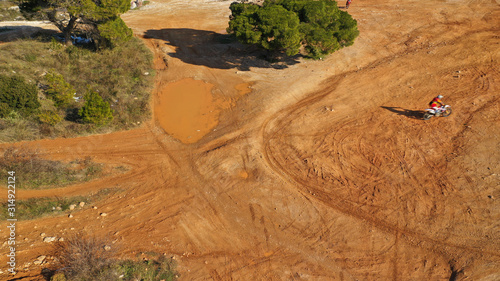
1,0,500,280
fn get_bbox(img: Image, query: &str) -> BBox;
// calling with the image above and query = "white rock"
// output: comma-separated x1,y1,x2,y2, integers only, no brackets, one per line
40,233,46,237
33,256,46,265
100,213,108,217
69,204,76,210
79,202,85,207
68,214,73,218
43,237,57,243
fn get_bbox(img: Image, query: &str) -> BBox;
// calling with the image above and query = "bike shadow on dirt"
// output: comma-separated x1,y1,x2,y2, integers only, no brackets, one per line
381,106,426,120
143,28,301,71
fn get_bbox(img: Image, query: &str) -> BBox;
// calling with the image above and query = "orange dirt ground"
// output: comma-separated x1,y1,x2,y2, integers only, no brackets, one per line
1,0,500,280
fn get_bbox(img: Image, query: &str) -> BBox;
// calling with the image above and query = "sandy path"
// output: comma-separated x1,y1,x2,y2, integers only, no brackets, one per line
1,0,499,280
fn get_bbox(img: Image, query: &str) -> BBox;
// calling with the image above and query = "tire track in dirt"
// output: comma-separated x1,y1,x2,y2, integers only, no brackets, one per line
261,31,500,262
263,104,500,259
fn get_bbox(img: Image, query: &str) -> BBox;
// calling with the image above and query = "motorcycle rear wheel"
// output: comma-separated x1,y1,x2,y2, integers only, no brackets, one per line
423,113,433,120
442,108,452,117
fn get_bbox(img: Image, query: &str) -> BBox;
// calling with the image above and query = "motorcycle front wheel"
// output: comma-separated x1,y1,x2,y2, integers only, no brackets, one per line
442,108,452,117
423,113,433,120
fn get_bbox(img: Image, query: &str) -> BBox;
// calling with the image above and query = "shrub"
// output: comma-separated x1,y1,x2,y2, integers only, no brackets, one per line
38,110,62,125
52,236,178,281
54,233,115,280
0,102,10,118
45,72,75,107
97,17,133,49
79,90,114,126
0,74,40,115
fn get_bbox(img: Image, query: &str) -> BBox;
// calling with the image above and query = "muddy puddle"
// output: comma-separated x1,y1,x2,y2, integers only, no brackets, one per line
155,78,251,144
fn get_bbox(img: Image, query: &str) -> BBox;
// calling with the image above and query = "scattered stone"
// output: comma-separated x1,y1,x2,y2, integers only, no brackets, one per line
93,206,98,209
69,204,76,210
59,238,65,242
79,202,86,208
43,237,57,243
70,227,75,230
40,233,46,237
68,214,73,218
56,206,62,211
144,72,149,75
100,212,108,217
104,245,111,251
33,256,46,265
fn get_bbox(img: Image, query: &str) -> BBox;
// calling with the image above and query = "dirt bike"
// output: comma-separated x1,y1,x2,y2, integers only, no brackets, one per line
423,105,452,120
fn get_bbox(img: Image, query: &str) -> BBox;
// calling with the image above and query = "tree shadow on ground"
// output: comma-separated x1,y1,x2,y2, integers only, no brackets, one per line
381,106,425,120
0,26,57,43
143,28,300,71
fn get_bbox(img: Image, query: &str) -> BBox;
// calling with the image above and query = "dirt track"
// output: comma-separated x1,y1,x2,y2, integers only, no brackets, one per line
1,0,500,280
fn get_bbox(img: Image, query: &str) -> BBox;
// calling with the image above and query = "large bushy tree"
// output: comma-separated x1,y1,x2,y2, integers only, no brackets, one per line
18,0,131,48
227,0,359,59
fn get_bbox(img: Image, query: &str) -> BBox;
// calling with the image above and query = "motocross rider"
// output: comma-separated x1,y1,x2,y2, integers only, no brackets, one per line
429,95,444,112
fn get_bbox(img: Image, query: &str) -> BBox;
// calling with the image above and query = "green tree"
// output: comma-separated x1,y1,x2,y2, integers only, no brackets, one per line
18,0,131,47
45,72,75,107
228,3,301,57
0,74,41,115
79,90,113,126
256,5,302,56
227,0,359,59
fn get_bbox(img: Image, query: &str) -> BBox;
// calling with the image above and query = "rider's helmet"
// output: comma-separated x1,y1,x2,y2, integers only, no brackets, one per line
437,94,443,99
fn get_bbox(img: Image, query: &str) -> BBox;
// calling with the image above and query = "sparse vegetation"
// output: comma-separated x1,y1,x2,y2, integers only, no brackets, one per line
0,36,154,142
0,189,112,220
0,1,23,21
51,234,177,281
227,0,359,59
0,145,104,189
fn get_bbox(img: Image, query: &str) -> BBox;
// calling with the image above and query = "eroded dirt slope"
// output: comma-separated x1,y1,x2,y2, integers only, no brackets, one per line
1,0,499,280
